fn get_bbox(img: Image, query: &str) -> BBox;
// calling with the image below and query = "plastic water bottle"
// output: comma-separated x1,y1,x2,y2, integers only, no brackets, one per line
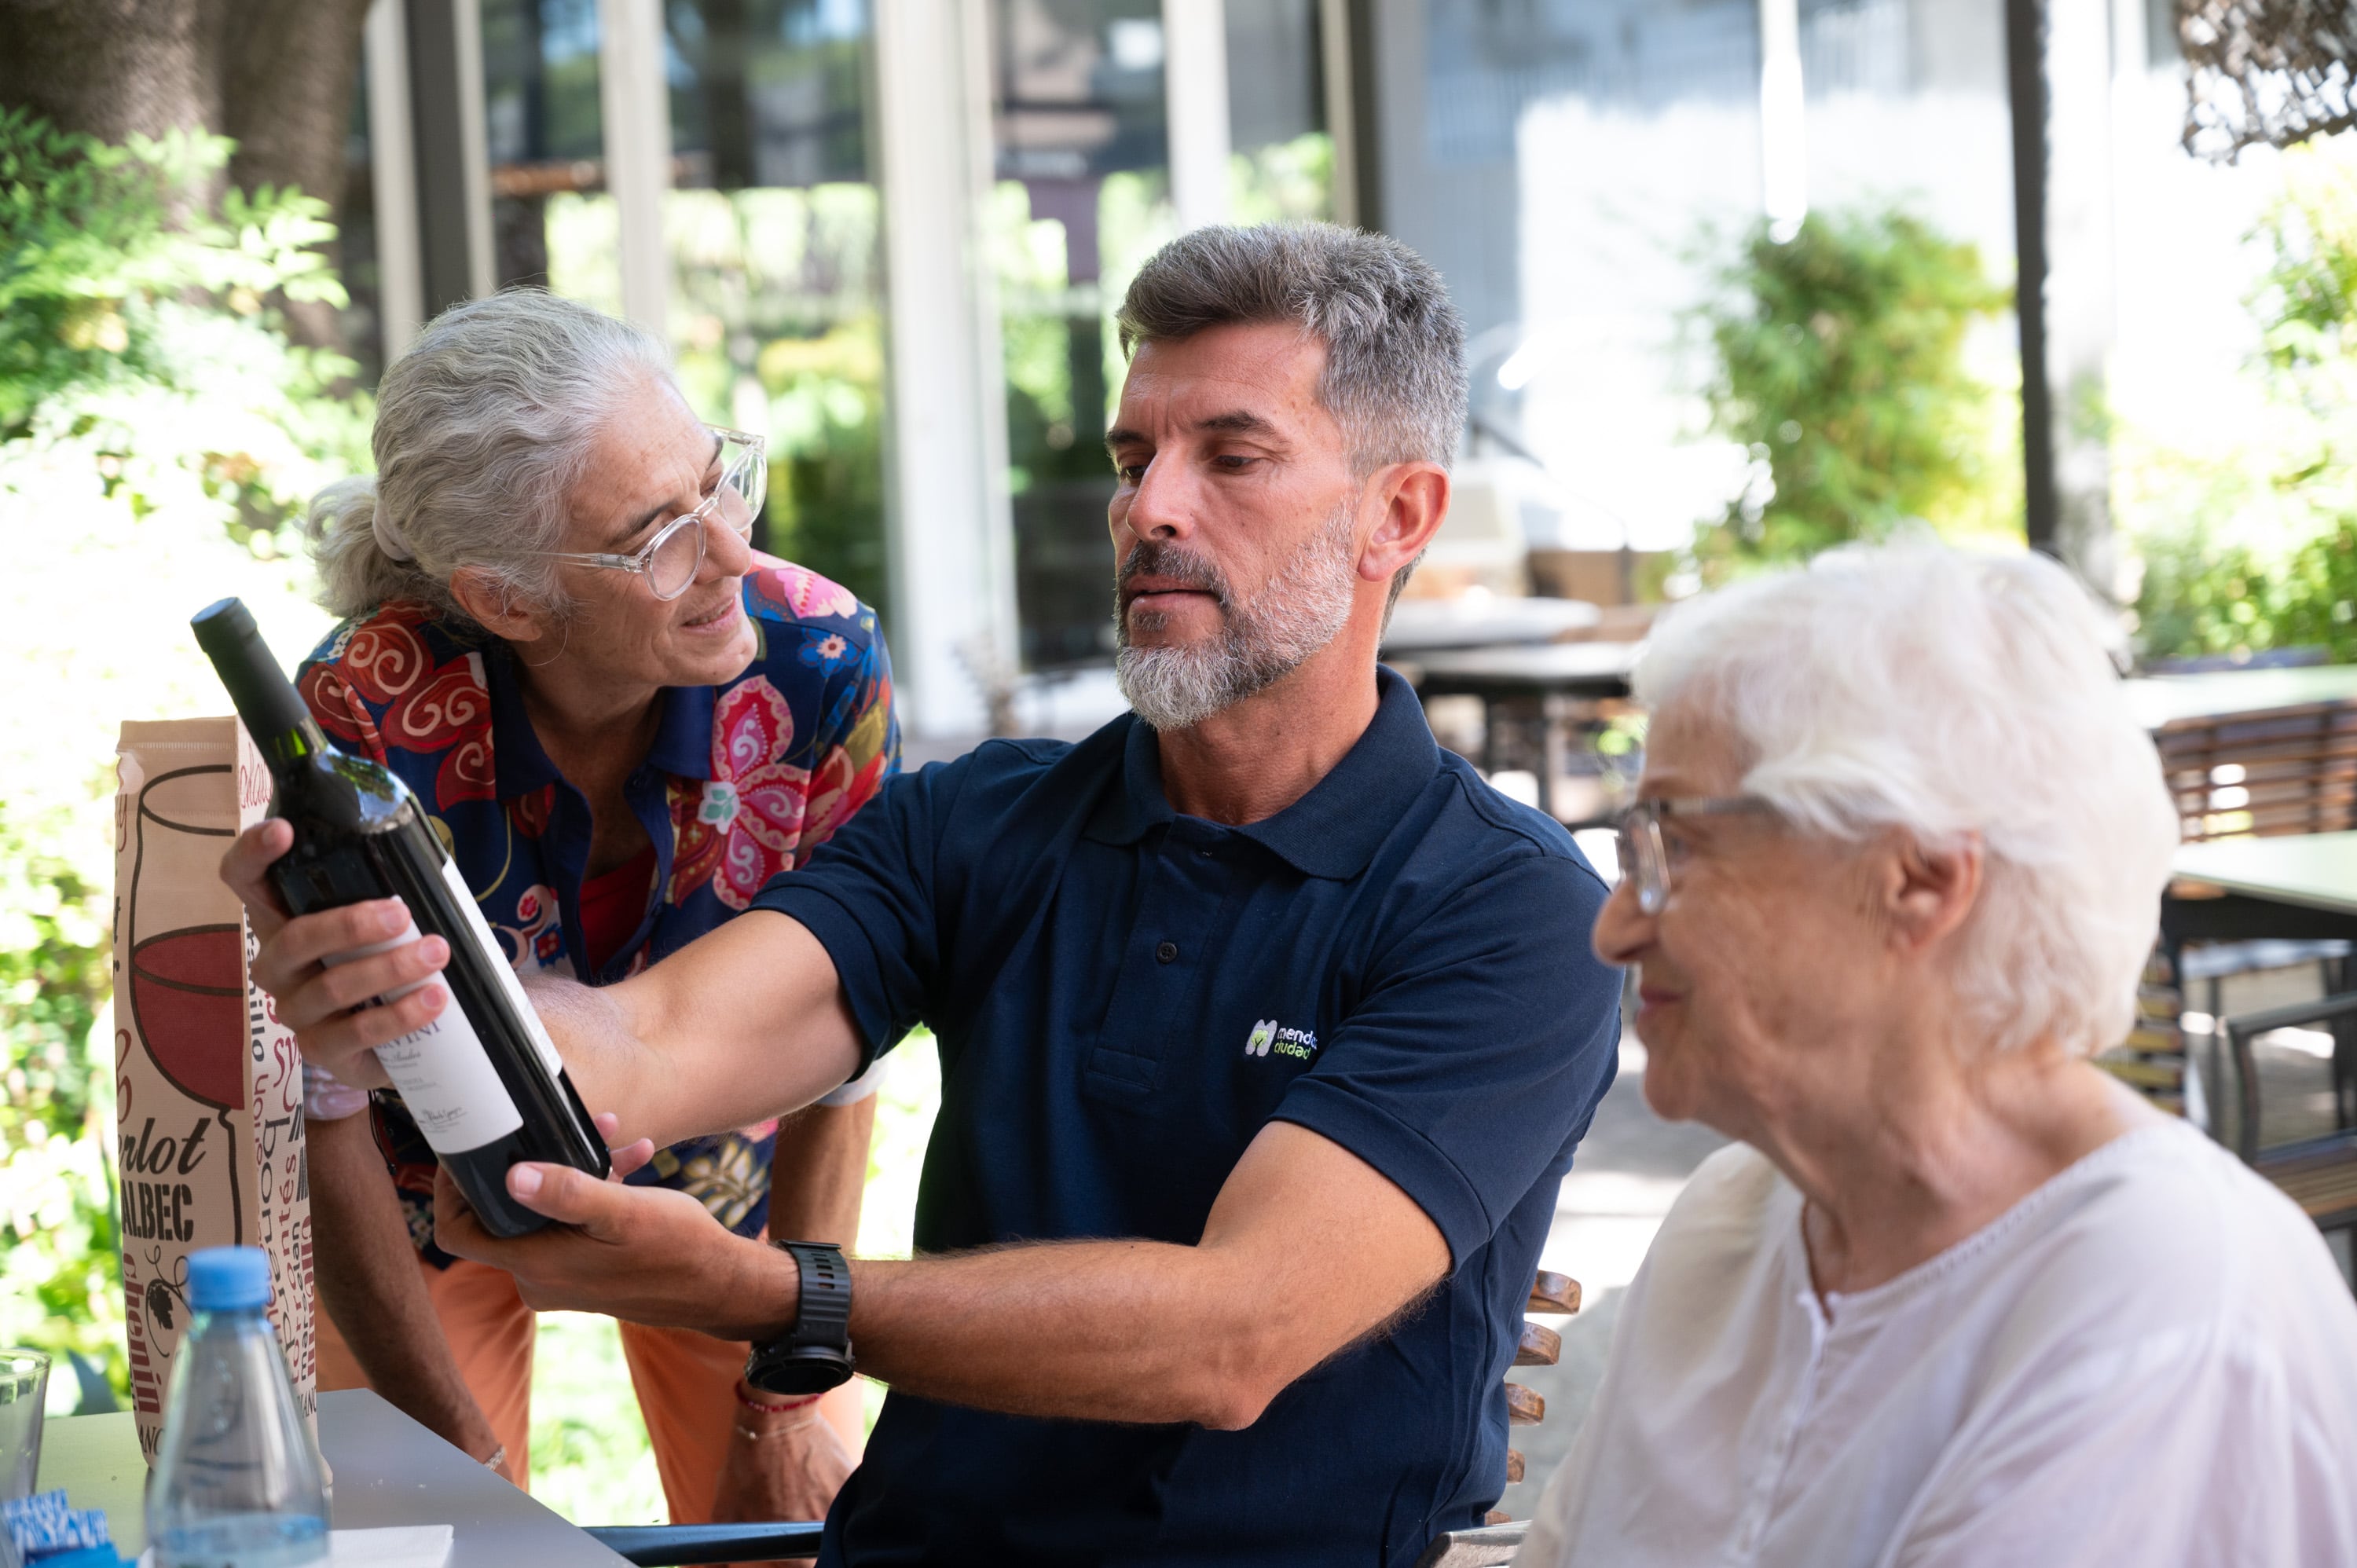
148,1247,328,1567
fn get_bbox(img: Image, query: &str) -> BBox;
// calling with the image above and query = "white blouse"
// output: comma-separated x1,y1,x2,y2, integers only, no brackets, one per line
1517,1120,2357,1568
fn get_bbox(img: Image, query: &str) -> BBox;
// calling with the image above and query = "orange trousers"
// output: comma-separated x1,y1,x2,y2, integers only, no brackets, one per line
313,1254,863,1521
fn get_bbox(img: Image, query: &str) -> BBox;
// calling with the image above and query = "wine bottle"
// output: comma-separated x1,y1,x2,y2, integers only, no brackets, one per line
192,597,609,1237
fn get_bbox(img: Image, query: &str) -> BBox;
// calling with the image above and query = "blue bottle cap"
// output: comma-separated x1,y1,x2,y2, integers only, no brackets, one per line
185,1247,271,1312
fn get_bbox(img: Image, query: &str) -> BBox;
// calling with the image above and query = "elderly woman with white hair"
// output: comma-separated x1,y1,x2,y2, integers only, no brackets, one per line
1516,543,2357,1568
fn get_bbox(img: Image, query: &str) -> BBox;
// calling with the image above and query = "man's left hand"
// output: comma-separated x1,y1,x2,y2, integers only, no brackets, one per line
431,1118,799,1344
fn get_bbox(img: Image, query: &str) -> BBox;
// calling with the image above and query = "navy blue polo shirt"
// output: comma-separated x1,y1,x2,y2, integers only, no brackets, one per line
752,669,1621,1567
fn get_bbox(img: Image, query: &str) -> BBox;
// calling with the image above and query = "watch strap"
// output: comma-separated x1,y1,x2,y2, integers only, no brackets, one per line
779,1239,852,1351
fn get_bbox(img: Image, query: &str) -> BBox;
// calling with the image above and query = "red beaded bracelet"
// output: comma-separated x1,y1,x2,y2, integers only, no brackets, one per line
735,1384,821,1416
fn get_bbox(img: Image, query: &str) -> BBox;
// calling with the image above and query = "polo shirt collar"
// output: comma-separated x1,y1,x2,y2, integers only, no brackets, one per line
1087,666,1439,881
485,639,717,800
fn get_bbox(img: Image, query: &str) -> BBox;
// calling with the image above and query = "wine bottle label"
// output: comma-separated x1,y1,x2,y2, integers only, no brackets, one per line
435,855,571,1085
323,926,525,1152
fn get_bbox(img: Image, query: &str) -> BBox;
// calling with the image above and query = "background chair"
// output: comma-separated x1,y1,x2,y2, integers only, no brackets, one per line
2101,695,2357,1122
2220,991,2357,1269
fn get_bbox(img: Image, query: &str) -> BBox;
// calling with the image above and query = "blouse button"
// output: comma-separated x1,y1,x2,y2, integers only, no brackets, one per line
1156,940,1178,964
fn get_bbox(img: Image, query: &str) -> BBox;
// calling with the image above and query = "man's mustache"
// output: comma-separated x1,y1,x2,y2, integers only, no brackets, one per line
1116,540,1232,610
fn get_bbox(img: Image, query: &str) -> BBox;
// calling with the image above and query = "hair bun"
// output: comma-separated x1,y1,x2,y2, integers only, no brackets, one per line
369,502,415,562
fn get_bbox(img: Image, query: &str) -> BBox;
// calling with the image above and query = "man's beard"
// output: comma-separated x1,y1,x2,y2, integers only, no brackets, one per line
1113,500,1359,732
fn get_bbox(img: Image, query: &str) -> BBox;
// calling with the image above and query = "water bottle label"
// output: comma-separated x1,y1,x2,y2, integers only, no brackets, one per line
323,929,523,1152
436,855,570,1084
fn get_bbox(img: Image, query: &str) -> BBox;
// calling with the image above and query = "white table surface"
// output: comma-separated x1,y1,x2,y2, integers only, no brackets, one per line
2172,830,2357,918
2123,665,2357,731
35,1388,628,1565
1380,595,1600,653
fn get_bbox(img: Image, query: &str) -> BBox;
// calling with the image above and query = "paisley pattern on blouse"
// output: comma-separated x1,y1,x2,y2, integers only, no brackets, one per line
297,555,897,1259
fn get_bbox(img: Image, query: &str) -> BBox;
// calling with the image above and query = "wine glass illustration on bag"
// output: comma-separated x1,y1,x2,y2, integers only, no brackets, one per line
120,760,247,1418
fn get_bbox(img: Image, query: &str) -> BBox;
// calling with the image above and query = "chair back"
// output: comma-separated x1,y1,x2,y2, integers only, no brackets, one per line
2154,698,2357,843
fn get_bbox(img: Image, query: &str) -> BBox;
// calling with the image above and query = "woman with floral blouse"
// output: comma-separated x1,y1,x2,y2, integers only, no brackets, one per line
288,290,897,1527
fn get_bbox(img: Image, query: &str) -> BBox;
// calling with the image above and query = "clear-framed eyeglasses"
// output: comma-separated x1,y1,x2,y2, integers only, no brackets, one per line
537,425,766,601
1612,795,1776,915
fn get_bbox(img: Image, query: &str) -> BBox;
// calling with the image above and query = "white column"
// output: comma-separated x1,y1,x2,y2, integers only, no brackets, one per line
599,0,673,340
1757,0,1805,240
365,0,424,357
874,0,1019,738
1318,0,1358,229
1163,0,1232,232
2044,0,2117,595
452,0,495,299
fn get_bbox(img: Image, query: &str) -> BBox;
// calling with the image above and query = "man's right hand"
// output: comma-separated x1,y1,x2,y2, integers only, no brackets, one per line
219,819,454,1091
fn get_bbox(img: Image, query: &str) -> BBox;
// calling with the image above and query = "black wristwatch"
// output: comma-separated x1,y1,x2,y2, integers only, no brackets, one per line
743,1240,856,1396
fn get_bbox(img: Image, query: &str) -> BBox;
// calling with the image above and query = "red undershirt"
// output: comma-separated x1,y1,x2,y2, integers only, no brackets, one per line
578,843,656,974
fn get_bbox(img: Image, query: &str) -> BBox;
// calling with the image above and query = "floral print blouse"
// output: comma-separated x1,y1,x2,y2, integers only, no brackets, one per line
295,555,898,1263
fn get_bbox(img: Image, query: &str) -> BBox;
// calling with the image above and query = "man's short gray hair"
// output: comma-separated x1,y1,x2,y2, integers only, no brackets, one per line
1636,540,2181,1058
1114,222,1469,477
307,289,674,627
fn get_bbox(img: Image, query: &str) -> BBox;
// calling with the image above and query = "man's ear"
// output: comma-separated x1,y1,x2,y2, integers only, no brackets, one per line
1885,831,1983,953
1357,463,1450,586
449,566,545,645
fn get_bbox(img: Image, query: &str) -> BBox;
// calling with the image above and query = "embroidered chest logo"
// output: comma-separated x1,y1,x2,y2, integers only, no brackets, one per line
1244,1019,1318,1060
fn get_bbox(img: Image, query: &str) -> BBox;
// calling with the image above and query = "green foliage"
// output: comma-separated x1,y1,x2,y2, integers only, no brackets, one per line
2,110,366,1409
759,324,890,615
0,782,124,1407
2135,516,2357,662
2129,142,2357,663
0,107,350,442
664,183,890,617
1690,208,2011,575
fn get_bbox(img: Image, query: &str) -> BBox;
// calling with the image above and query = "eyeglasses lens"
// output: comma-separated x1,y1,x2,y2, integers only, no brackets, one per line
1617,811,1668,914
648,518,705,599
722,441,764,532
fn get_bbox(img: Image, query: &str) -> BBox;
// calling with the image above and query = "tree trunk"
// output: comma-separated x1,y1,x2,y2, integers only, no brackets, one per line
221,0,379,347
0,0,225,150
0,0,376,350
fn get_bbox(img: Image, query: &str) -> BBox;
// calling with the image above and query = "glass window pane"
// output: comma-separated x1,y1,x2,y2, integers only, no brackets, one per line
662,0,890,619
988,0,1330,670
482,0,622,309
989,0,1173,672
1226,0,1331,224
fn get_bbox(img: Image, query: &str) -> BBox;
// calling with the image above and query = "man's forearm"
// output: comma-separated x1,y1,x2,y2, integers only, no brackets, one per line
838,1240,1279,1428
525,911,867,1149
309,1112,503,1460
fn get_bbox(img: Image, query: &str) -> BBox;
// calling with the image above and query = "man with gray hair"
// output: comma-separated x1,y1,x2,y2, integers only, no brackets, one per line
230,222,1624,1566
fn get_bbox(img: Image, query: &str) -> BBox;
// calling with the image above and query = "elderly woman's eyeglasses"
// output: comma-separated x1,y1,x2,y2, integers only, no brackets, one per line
1613,796,1776,915
537,426,766,601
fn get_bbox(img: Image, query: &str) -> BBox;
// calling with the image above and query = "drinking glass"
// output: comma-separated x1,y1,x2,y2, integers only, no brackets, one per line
0,1349,50,1500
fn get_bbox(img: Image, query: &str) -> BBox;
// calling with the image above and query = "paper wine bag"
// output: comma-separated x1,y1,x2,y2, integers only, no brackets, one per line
114,716,316,1461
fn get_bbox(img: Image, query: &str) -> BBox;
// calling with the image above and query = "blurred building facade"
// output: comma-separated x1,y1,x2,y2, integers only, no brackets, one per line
335,0,2240,738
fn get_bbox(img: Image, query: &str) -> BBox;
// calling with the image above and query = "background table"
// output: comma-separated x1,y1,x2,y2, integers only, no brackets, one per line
1401,643,1642,822
1379,596,1600,654
2166,830,2357,943
2122,664,2357,731
36,1387,628,1565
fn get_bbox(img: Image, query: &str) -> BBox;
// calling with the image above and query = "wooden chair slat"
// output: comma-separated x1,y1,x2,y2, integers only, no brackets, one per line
1514,1321,1561,1368
1505,1382,1544,1425
1484,1511,1512,1526
1527,1272,1581,1315
2258,1142,2357,1224
1505,1448,1524,1485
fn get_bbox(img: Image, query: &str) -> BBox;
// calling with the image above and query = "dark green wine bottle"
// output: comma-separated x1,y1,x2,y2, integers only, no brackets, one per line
192,597,608,1237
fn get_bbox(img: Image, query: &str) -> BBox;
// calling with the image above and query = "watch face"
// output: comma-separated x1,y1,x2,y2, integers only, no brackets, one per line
746,1343,856,1396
